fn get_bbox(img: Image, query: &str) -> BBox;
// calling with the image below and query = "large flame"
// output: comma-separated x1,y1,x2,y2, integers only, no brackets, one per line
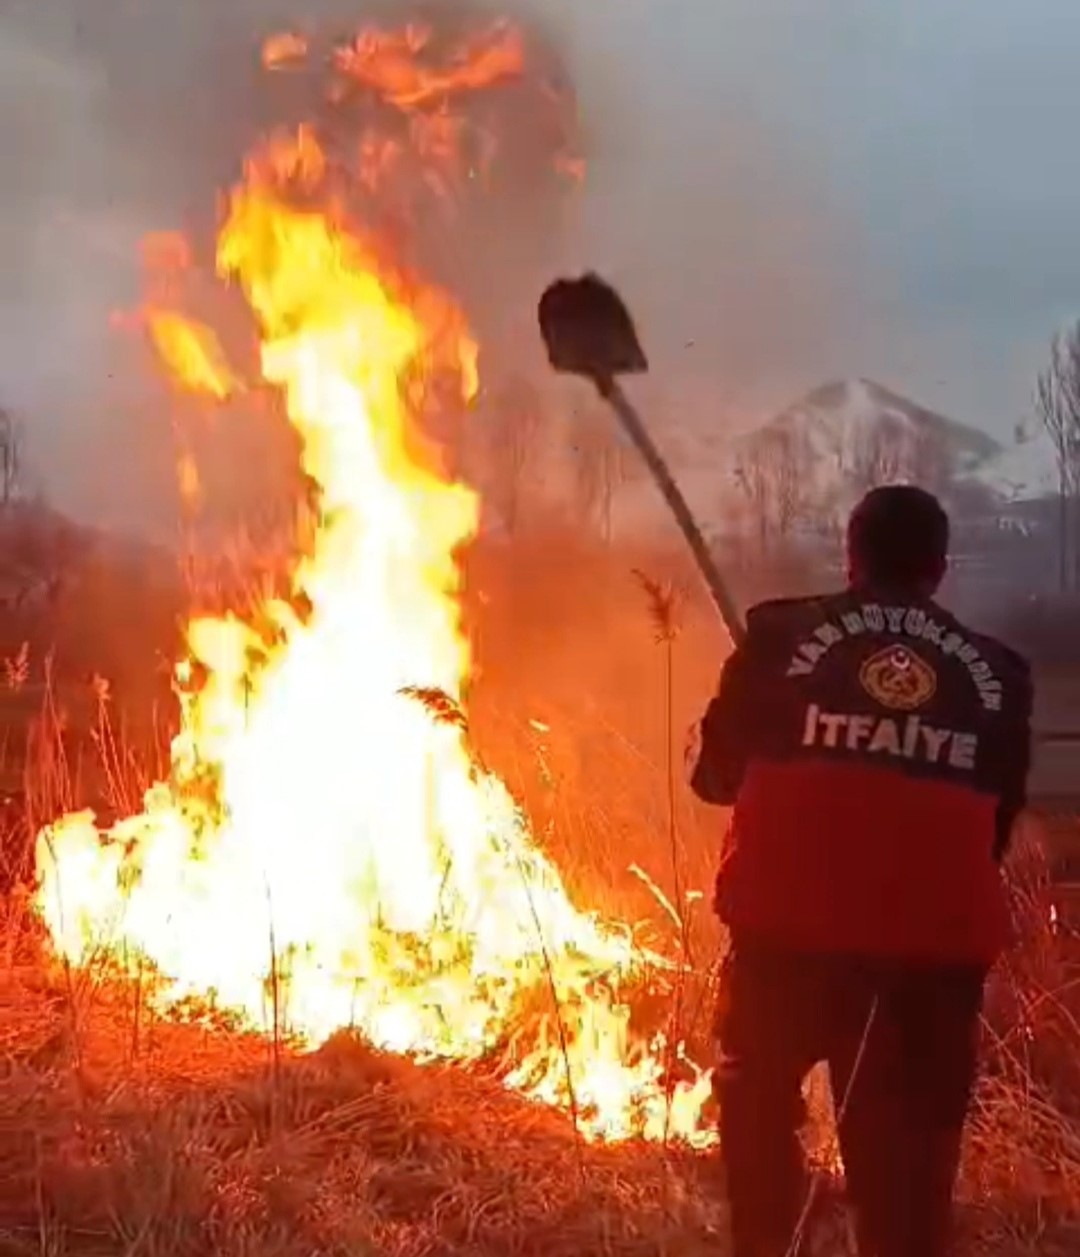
262,17,580,220
35,27,710,1147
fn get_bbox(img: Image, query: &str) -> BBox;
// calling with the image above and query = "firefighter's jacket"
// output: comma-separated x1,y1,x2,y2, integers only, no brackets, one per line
692,588,1033,964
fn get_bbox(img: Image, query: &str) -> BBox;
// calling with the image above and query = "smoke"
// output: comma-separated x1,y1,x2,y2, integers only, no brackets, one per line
532,0,869,429
0,0,865,534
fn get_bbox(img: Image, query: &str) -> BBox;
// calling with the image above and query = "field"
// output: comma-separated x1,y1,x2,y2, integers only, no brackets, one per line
0,529,1079,1255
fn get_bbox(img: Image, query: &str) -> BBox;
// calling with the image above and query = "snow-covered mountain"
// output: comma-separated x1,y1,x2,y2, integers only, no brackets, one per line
962,429,1060,504
753,377,999,468
613,377,1055,542
714,378,1002,531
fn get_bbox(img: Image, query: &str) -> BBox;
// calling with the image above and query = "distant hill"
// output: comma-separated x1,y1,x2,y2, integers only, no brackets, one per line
709,378,1001,535
605,377,1062,545
760,377,1000,467
963,429,1061,505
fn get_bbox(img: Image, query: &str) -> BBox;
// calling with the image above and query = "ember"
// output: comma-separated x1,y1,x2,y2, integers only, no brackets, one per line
33,20,710,1147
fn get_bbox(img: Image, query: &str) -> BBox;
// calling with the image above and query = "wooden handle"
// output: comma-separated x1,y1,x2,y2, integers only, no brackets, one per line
596,378,745,647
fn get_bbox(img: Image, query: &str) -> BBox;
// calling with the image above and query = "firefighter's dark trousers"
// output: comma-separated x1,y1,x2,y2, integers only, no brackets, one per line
714,938,986,1257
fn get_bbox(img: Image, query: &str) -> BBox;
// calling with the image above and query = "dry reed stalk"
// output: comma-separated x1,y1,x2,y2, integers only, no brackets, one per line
632,569,696,1149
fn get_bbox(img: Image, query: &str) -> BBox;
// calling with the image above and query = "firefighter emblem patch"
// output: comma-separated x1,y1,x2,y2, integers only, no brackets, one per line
859,645,937,711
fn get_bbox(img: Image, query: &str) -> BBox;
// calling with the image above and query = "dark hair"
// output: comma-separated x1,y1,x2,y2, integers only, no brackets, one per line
847,485,949,589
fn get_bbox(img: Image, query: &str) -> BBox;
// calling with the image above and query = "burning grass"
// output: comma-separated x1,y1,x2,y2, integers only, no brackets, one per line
2,581,1080,1253
0,995,703,1255
0,794,1079,1257
7,9,1080,1241
0,935,725,1257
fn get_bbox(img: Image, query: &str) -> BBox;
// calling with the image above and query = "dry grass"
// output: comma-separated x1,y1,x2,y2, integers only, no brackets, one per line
0,959,727,1257
0,528,1078,1254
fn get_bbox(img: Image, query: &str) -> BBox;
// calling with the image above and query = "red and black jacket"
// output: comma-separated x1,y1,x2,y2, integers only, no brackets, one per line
692,589,1033,965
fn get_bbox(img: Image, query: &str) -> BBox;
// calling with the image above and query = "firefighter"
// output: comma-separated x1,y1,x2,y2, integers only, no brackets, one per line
691,485,1033,1257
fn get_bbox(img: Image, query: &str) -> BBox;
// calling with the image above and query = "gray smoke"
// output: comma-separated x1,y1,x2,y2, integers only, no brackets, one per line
0,0,863,534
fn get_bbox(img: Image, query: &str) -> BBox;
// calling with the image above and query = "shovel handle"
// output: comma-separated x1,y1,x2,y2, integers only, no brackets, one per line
596,378,745,647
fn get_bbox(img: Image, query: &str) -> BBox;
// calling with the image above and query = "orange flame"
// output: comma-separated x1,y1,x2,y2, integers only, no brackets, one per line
324,17,581,213
146,310,240,400
34,31,704,1146
334,22,525,110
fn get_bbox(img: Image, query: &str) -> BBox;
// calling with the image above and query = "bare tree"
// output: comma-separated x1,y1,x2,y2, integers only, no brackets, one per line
734,413,953,557
0,501,82,612
733,445,773,554
0,409,22,508
571,409,632,543
570,410,605,536
850,417,907,496
769,428,806,540
908,425,953,495
1036,324,1080,591
484,376,545,534
732,426,808,553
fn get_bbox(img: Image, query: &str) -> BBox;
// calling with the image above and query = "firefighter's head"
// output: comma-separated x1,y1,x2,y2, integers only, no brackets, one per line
846,485,949,597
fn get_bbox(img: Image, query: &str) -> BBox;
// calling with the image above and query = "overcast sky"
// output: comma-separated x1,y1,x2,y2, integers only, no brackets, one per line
3,0,1080,528
556,0,1080,435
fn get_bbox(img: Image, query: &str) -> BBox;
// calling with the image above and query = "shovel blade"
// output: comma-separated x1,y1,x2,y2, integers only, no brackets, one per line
538,273,648,381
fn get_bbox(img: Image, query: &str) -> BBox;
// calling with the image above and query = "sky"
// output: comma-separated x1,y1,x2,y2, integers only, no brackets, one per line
553,0,1080,435
3,0,1080,530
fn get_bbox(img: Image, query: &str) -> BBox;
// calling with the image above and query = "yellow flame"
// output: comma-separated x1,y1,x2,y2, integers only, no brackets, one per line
35,70,709,1146
147,309,240,401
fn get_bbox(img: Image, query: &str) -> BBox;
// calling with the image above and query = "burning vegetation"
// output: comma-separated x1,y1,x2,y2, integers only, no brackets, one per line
32,19,710,1146
3,12,1080,1256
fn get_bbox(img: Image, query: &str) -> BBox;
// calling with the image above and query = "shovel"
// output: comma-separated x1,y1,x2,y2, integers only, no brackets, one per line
538,273,745,646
